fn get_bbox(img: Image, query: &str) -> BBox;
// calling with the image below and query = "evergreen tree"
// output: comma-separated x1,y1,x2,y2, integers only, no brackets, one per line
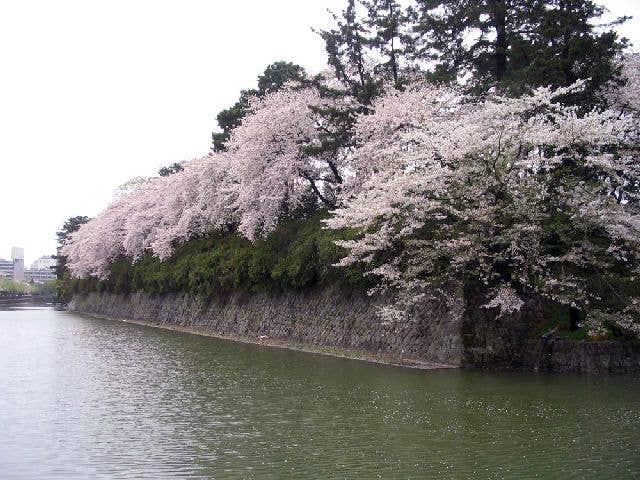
408,0,628,101
310,0,413,188
158,162,184,177
316,0,381,105
527,0,628,104
211,89,258,152
361,0,406,87
257,62,306,93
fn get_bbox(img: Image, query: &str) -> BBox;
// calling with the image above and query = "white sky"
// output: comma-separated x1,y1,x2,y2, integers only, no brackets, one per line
0,0,638,264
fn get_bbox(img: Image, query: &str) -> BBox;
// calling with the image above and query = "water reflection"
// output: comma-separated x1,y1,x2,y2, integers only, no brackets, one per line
0,308,638,479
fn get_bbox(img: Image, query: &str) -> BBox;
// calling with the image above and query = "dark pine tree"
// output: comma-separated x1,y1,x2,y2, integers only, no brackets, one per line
408,0,627,104
525,0,629,105
316,0,381,105
361,0,407,87
308,0,413,193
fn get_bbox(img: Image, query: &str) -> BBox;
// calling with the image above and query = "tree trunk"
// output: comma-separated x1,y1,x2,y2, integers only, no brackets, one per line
569,306,581,331
387,0,399,85
491,0,508,83
559,0,576,87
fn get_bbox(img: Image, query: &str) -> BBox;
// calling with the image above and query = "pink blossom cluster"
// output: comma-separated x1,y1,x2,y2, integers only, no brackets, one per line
605,53,640,114
62,155,236,278
63,85,348,277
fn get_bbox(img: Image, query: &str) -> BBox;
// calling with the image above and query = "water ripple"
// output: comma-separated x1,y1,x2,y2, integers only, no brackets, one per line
0,309,639,479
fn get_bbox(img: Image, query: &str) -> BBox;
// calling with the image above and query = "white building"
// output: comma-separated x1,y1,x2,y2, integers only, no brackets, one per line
24,269,57,284
25,254,57,284
0,258,13,279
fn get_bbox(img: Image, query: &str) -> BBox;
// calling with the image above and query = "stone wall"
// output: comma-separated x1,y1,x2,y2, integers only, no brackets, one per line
522,338,640,375
68,289,464,366
68,290,640,374
461,293,547,369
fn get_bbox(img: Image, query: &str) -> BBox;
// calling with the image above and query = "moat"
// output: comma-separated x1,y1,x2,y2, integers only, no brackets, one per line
1,306,639,479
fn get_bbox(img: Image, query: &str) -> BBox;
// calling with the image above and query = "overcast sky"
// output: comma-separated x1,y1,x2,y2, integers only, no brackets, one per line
0,0,638,264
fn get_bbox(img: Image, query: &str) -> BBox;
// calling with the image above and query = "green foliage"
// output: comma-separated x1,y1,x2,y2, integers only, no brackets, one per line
56,215,90,250
361,0,405,86
529,302,575,338
31,280,57,299
520,295,634,341
55,216,89,273
211,88,256,152
316,0,385,105
55,215,90,302
158,162,184,176
520,0,628,104
0,278,56,299
61,211,372,298
0,279,31,295
257,62,306,93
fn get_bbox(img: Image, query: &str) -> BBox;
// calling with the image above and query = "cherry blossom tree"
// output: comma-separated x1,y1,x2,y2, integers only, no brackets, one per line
61,192,131,279
224,85,352,239
327,80,640,337
605,53,640,114
62,83,354,273
62,154,236,277
128,155,237,260
61,62,640,339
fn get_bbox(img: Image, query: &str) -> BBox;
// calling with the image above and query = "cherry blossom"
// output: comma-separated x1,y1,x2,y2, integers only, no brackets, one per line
62,83,352,273
605,53,640,114
62,154,236,277
225,85,350,239
327,80,639,332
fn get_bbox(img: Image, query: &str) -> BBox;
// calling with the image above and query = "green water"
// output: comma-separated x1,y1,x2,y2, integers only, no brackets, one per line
0,307,638,479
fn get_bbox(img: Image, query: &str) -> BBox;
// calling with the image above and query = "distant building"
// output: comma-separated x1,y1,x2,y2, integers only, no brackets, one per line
31,255,57,271
25,254,57,284
0,248,57,284
11,247,24,282
0,258,13,280
24,268,57,284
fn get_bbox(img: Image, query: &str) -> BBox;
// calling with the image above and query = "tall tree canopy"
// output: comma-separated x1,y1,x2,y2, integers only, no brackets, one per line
317,0,411,104
408,0,628,100
362,0,405,86
327,79,640,337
